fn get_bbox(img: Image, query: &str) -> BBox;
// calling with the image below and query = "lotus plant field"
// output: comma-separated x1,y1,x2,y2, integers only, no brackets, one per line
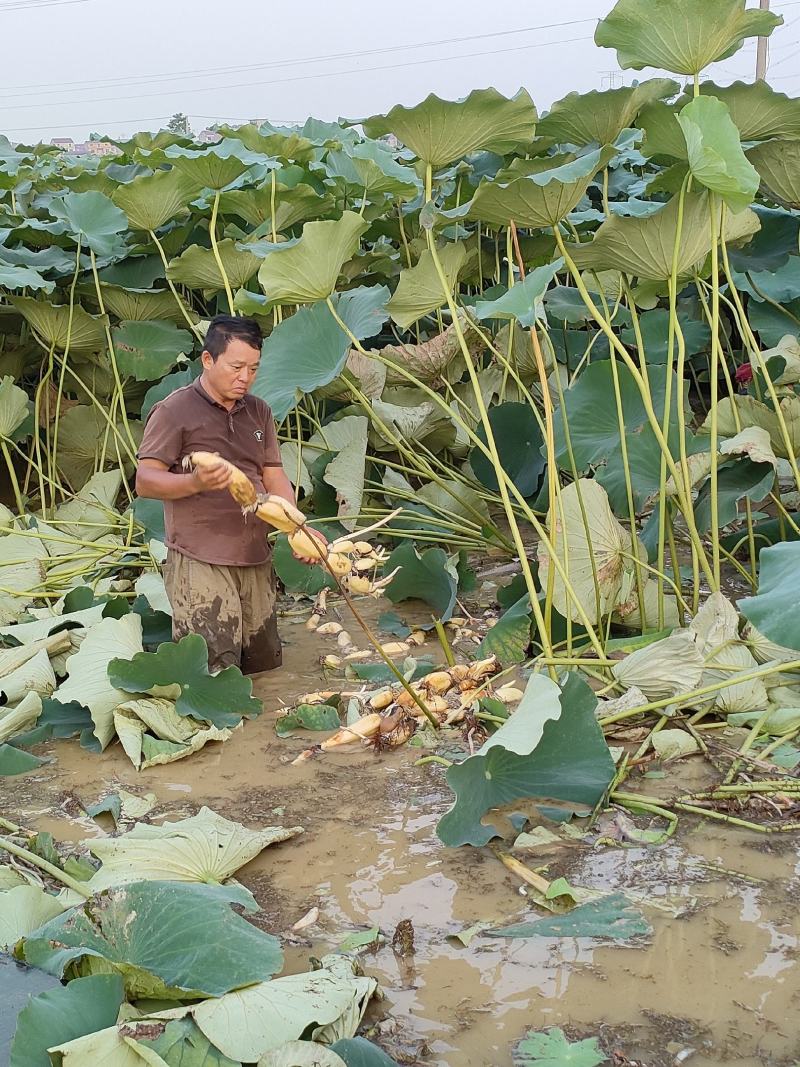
1,0,800,1063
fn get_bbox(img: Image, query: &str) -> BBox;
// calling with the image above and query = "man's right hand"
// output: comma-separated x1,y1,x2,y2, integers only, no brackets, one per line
190,460,232,493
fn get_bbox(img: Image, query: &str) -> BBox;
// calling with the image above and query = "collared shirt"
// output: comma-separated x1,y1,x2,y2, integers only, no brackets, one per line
137,378,282,566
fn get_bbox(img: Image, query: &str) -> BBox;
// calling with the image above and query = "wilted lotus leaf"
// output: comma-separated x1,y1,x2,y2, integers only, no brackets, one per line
360,87,537,167
611,631,704,701
370,388,455,454
168,240,261,291
98,284,195,324
677,96,760,213
652,729,700,761
0,692,43,744
537,479,634,625
704,394,800,460
380,310,483,384
743,622,799,665
53,404,126,490
0,533,48,624
690,592,768,713
0,375,30,439
0,884,65,951
468,148,616,230
317,347,387,401
112,319,193,382
86,805,302,891
595,0,781,76
569,191,760,281
113,697,234,770
719,426,779,467
613,578,681,631
10,296,108,352
53,613,144,750
748,138,800,209
303,414,369,531
386,242,467,329
23,880,284,999
257,211,368,304
750,335,800,387
538,79,678,146
689,591,739,650
51,469,122,541
0,648,56,705
112,167,200,231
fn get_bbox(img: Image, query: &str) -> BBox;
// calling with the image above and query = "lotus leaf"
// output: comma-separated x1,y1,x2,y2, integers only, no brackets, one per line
471,401,546,498
325,142,420,199
113,698,235,770
382,541,458,621
50,191,128,257
568,191,760,281
537,479,634,625
24,880,283,999
652,728,701,761
0,884,64,951
490,893,651,942
474,260,562,328
386,242,467,329
703,394,800,460
595,0,781,75
0,745,45,776
110,319,192,382
370,391,455,454
620,307,710,363
677,96,760,213
740,541,800,652
510,1026,606,1067
107,633,261,728
0,376,30,439
686,80,800,141
0,264,54,293
161,138,270,190
611,631,704,700
0,534,48,625
131,1017,240,1066
257,1041,348,1067
747,138,800,209
276,704,340,736
257,211,368,304
53,613,144,749
379,310,482,385
220,181,329,230
10,297,107,352
416,479,490,527
99,284,194,324
360,88,537,167
693,457,775,533
0,649,56,704
112,167,200,231
538,79,679,146
476,595,532,665
167,240,261,292
51,469,123,540
85,806,302,892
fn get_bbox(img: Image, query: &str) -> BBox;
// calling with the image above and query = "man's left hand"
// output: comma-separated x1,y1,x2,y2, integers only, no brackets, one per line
292,527,329,564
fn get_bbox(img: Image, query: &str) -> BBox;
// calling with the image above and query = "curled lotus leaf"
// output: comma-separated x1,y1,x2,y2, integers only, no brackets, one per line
98,284,196,324
380,311,484,385
220,181,331,230
359,87,537,167
112,166,200,231
677,95,760,213
747,138,800,210
703,393,800,460
595,0,782,76
682,81,800,141
386,242,467,330
538,79,679,146
611,631,704,701
167,240,261,291
257,211,368,304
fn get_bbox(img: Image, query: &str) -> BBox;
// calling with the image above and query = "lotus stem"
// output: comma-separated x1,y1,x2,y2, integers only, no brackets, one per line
0,834,92,898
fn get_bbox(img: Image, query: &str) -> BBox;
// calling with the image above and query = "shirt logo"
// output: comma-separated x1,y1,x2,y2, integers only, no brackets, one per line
254,430,264,442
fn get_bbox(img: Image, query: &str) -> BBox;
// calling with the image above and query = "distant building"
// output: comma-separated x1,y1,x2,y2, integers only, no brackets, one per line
197,128,222,144
84,140,122,157
51,137,76,152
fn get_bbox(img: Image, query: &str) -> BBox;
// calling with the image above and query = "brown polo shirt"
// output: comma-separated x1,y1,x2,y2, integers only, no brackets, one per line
137,378,282,566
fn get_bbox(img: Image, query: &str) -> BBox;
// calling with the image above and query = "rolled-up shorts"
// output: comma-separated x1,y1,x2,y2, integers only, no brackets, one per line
163,549,282,675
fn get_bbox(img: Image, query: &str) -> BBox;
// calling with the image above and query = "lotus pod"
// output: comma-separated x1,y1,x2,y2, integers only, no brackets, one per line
320,713,382,748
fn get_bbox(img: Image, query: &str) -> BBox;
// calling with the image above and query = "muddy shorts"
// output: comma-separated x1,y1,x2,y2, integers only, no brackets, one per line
163,549,282,675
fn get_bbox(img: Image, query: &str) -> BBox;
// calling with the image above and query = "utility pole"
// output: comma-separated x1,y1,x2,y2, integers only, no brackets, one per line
756,0,770,81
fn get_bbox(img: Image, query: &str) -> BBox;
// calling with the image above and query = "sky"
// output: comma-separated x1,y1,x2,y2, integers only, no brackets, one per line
2,0,800,144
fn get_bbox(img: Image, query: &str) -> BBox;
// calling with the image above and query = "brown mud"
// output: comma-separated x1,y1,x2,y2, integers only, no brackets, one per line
1,602,799,1067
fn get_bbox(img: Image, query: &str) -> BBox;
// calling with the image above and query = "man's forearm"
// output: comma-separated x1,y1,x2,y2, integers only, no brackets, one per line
136,467,201,501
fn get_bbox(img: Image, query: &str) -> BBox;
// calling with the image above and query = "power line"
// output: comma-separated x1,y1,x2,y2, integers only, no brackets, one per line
0,32,596,118
0,0,88,10
0,16,598,99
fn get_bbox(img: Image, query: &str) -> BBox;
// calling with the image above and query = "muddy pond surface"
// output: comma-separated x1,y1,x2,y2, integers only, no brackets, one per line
2,602,799,1067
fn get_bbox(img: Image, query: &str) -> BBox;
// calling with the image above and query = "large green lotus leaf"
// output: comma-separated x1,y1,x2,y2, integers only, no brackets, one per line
0,264,54,293
747,138,800,210
107,632,261,728
360,88,537,167
10,297,107,352
161,138,270,190
53,613,144,749
568,190,760,281
687,80,800,141
85,806,302,893
537,479,635,625
23,880,283,998
0,376,30,438
740,542,800,651
382,542,458,621
257,211,368,304
676,96,760,213
98,284,195,325
437,672,614,847
221,181,329,230
637,100,687,160
131,1017,239,1067
468,147,615,230
694,458,775,533
736,256,800,304
538,79,678,146
252,286,388,421
52,404,115,490
386,242,467,330
112,167,200,231
330,1038,400,1067
470,401,546,498
167,240,261,291
111,320,193,382
749,296,800,347
508,1026,606,1067
491,895,651,944
703,393,800,460
273,530,337,597
474,260,562,329
595,0,781,75
325,142,420,199
476,595,532,665
0,884,64,950
49,191,128,257
416,479,490,527
620,307,710,362
9,973,123,1067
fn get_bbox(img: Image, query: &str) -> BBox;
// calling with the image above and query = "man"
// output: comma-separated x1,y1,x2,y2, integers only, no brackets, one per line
136,314,325,675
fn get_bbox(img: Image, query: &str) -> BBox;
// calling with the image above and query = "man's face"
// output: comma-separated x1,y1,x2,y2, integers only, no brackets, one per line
202,338,261,402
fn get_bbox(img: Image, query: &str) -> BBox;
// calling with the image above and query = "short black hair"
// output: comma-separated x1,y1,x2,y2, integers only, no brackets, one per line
203,314,262,360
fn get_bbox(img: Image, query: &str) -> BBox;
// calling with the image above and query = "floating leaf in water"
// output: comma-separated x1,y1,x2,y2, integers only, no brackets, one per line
277,704,341,737
511,1026,606,1067
488,892,651,942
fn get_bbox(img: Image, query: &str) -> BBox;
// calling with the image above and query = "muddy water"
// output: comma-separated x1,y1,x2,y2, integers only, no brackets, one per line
2,606,799,1067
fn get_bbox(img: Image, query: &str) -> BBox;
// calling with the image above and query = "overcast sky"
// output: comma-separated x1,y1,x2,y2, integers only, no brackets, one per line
3,0,800,144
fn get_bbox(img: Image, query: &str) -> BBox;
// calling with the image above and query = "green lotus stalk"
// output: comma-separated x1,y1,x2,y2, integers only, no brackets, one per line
611,792,679,838
0,834,91,898
0,438,24,514
209,189,235,314
554,228,716,588
148,228,204,340
707,195,723,588
47,242,82,512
